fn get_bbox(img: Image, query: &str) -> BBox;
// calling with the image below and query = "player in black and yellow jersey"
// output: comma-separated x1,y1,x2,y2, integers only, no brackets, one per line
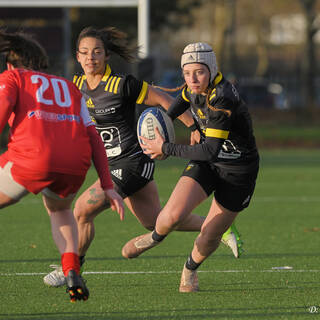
43,29,243,287
122,42,259,292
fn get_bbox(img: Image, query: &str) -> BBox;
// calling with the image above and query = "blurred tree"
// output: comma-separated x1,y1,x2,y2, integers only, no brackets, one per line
299,0,319,108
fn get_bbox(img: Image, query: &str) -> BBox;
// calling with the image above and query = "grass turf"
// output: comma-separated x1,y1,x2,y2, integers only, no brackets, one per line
0,149,319,319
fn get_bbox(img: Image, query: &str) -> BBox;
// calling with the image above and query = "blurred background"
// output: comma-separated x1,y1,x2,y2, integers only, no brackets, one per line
0,0,320,148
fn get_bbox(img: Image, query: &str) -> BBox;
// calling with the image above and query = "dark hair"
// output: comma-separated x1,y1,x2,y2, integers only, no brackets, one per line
76,26,137,63
0,30,48,71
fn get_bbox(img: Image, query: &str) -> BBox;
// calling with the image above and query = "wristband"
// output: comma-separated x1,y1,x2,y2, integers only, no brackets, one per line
189,123,197,132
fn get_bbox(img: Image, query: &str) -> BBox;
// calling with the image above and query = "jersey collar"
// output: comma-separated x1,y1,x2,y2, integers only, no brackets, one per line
212,72,223,87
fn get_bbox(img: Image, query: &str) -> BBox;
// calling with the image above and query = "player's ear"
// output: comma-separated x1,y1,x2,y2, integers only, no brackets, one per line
7,63,15,71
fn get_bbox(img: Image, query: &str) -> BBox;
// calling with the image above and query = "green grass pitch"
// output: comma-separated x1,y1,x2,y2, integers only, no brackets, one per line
0,149,319,319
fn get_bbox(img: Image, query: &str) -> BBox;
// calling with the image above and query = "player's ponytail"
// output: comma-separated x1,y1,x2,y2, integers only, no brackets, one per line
153,82,187,93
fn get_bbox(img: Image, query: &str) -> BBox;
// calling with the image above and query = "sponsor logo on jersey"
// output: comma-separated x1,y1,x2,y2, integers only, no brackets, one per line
0,84,6,90
86,98,95,108
28,110,80,123
111,169,122,180
94,107,116,115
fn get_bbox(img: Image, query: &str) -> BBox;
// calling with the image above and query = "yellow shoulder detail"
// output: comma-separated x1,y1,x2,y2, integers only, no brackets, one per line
136,81,148,104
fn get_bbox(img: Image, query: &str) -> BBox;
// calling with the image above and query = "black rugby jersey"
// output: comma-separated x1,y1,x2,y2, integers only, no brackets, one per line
73,64,148,164
163,72,259,169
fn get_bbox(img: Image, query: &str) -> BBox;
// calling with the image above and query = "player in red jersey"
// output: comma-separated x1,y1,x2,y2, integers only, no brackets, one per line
0,30,124,302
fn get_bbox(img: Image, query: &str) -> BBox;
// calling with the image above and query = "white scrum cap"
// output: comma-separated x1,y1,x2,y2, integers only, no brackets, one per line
181,42,218,82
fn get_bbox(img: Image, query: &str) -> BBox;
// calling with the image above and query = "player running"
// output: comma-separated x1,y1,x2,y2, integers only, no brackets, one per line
122,42,259,292
0,30,124,302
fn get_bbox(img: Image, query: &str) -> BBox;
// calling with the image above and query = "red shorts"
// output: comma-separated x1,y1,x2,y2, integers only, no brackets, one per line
0,154,86,198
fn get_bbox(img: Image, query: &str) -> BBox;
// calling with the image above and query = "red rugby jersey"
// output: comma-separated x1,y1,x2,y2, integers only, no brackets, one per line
0,69,93,175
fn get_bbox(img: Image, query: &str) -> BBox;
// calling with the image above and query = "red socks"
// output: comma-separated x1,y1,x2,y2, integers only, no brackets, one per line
61,252,80,277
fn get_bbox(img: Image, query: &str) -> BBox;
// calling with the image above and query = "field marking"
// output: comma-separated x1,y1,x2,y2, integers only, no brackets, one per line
1,269,320,277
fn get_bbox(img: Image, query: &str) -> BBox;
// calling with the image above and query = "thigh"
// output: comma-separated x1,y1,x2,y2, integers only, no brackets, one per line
74,179,110,217
0,161,28,207
159,176,208,223
125,180,161,228
201,198,238,238
42,194,75,213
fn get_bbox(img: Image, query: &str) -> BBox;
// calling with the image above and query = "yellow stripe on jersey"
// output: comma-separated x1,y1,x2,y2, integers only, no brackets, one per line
78,76,86,90
113,77,121,94
182,87,190,102
105,76,113,92
75,76,82,88
109,76,117,93
102,64,112,81
205,128,229,139
210,88,216,100
136,81,148,104
73,75,78,84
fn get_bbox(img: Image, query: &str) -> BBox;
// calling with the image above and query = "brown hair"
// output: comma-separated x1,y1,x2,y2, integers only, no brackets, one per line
154,82,231,117
206,86,231,117
76,26,137,63
0,30,48,71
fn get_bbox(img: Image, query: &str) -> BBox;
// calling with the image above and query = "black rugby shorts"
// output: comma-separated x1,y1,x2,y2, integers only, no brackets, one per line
109,152,155,198
181,160,259,212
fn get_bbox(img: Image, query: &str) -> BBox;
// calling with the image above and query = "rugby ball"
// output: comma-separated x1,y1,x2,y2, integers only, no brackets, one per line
137,107,175,160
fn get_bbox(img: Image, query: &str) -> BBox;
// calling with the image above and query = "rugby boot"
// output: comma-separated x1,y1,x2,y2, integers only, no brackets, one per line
122,232,159,259
43,264,66,287
221,223,244,258
66,270,89,302
179,264,199,293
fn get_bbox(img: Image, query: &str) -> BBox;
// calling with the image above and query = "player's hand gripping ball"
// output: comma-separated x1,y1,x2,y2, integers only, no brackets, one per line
137,107,175,160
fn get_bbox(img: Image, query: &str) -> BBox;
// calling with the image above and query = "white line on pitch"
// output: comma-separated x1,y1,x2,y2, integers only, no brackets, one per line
1,269,320,276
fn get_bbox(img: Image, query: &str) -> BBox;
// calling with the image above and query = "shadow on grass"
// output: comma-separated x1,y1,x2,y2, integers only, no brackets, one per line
1,251,320,265
0,306,314,320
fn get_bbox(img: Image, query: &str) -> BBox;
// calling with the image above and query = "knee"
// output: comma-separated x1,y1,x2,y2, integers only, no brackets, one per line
74,202,94,224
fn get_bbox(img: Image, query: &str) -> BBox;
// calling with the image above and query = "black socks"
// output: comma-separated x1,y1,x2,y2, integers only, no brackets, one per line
151,230,167,242
185,254,202,271
79,255,85,267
